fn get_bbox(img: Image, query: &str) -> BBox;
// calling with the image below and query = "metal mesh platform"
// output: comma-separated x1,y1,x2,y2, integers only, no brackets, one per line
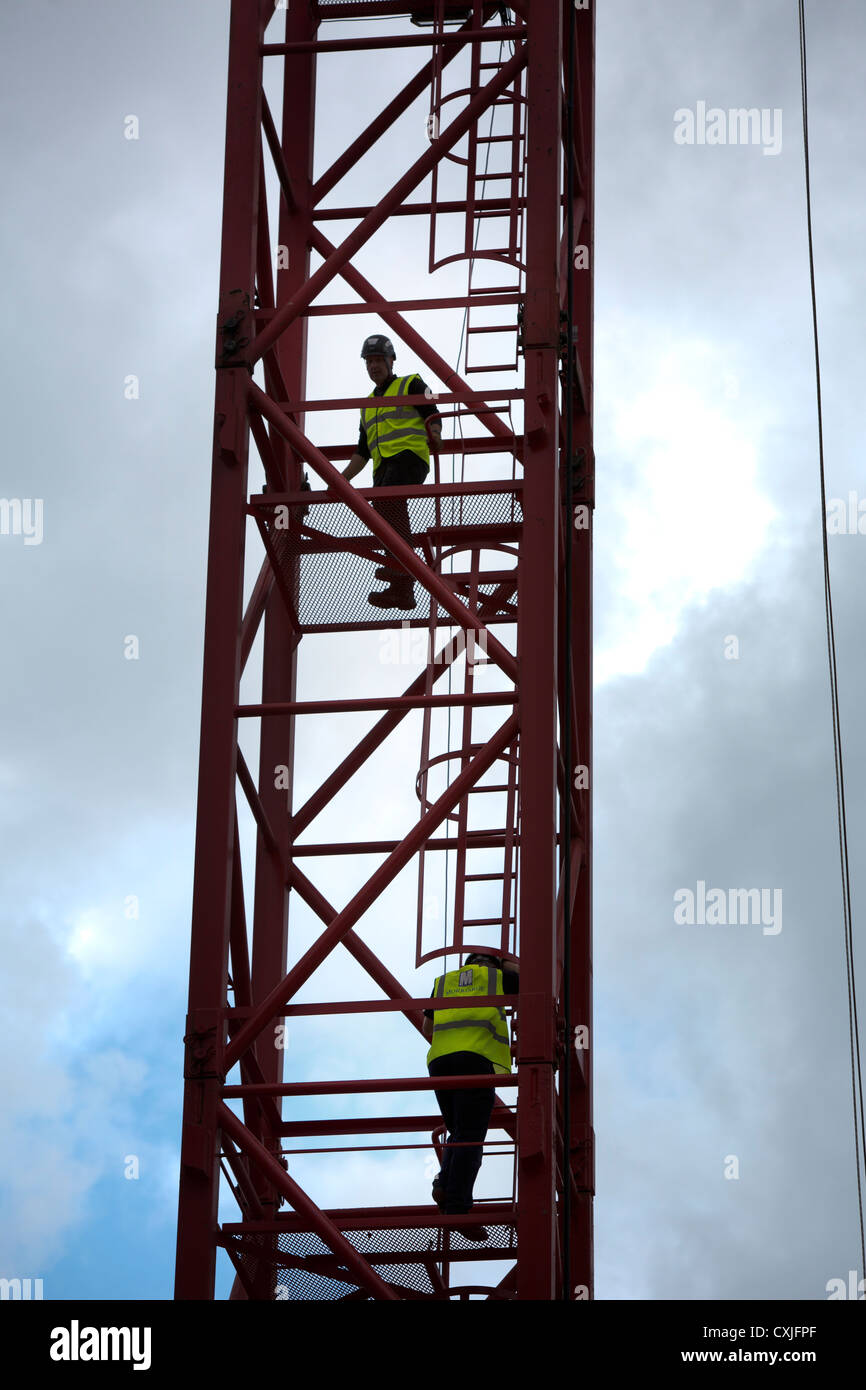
224,1216,517,1301
254,488,522,632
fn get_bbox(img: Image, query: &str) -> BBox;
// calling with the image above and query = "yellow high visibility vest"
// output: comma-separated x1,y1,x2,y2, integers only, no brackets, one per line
362,375,431,476
426,965,512,1074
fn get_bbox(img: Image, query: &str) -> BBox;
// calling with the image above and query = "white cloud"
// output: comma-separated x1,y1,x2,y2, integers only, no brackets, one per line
596,327,778,682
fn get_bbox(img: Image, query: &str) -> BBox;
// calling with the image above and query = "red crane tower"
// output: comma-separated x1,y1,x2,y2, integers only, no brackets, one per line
175,0,594,1301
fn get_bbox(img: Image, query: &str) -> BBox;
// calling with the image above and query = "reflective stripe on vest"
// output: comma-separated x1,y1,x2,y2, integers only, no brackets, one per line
362,375,430,475
426,965,512,1074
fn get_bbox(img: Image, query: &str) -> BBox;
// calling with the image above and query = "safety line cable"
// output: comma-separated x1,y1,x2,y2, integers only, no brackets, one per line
798,0,866,1280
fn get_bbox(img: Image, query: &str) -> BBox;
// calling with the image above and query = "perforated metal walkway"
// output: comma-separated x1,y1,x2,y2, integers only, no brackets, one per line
252,484,522,632
222,1206,518,1300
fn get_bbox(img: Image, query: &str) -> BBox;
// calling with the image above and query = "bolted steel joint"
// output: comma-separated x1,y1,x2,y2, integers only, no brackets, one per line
216,289,253,370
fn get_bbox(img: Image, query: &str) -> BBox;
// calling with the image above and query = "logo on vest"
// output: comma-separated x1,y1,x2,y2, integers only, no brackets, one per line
458,969,473,987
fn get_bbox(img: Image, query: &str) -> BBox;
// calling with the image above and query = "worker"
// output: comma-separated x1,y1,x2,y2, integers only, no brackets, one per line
422,951,519,1238
342,334,442,611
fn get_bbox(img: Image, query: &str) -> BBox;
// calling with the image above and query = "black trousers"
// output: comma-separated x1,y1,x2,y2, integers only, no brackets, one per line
371,452,428,571
428,1051,496,1213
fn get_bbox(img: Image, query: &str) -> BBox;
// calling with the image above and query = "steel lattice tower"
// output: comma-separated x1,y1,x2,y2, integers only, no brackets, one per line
175,0,594,1301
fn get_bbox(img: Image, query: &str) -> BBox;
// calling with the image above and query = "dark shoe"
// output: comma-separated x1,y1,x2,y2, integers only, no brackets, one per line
444,1208,489,1243
368,583,416,611
368,587,396,609
459,1225,489,1244
394,584,416,611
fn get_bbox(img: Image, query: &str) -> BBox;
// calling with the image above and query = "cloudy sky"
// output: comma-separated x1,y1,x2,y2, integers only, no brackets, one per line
2,0,865,1302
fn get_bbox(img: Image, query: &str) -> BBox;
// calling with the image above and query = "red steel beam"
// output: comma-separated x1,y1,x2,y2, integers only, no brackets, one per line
223,1202,515,1232
237,692,515,717
310,201,527,223
175,0,265,1302
567,0,596,1300
312,0,494,14
515,0,562,1302
267,389,522,411
224,1074,518,1097
242,0,317,1292
290,836,522,856
281,1140,514,1156
264,27,522,56
229,994,511,1018
251,477,522,498
277,1116,478,1138
271,438,520,459
239,559,275,672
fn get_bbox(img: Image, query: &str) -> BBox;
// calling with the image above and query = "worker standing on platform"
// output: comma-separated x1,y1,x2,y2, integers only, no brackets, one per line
342,334,442,611
422,952,519,1239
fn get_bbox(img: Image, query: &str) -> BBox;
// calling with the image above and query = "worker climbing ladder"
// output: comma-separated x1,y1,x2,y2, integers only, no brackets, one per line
175,0,594,1302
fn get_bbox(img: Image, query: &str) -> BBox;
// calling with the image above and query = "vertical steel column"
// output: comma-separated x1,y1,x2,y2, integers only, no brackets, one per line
515,0,562,1301
241,1,318,1298
175,0,265,1300
568,0,596,1299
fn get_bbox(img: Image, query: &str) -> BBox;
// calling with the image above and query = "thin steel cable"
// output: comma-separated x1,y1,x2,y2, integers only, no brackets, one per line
798,0,866,1280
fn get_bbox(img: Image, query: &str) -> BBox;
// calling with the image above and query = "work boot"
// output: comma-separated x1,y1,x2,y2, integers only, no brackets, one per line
458,1225,489,1244
368,581,415,611
444,1206,489,1242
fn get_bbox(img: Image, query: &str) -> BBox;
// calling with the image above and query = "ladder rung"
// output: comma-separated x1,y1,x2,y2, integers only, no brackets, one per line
475,134,517,144
465,872,517,882
466,324,517,335
461,917,515,927
464,362,517,373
